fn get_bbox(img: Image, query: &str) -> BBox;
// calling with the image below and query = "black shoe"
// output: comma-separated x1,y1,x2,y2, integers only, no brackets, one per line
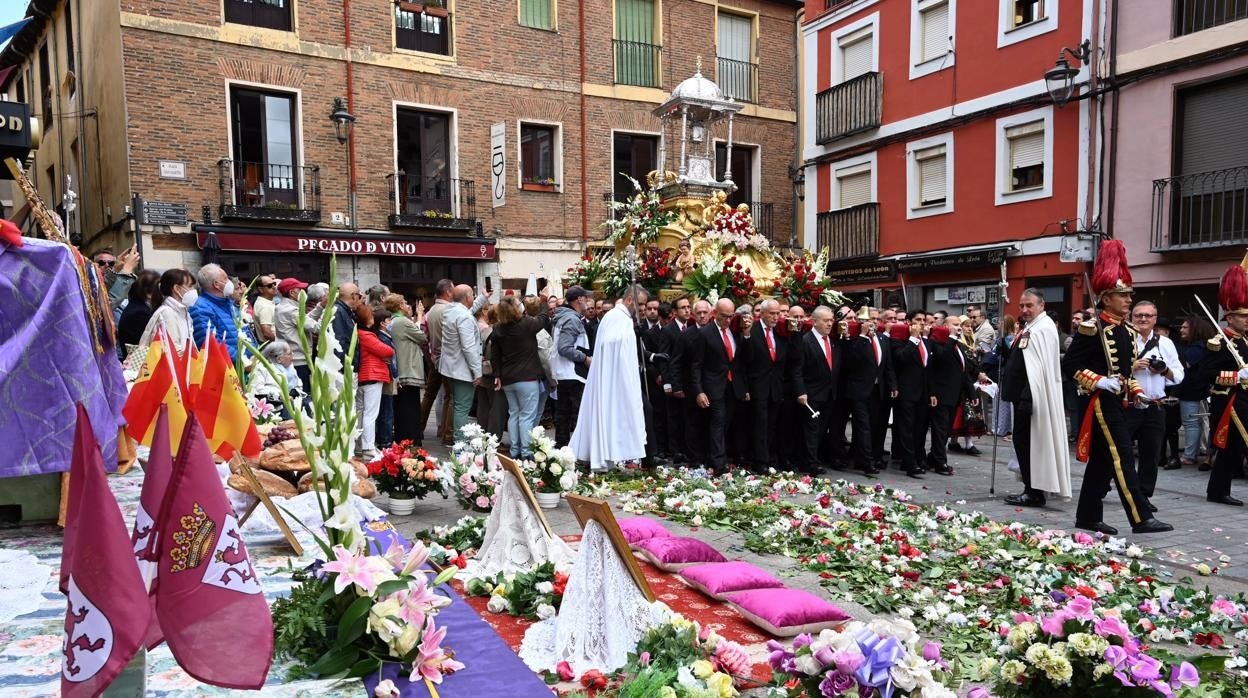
905,468,924,478
1148,502,1158,512
1199,462,1212,472
1163,460,1182,471
966,446,982,456
948,442,965,454
931,464,954,476
1208,495,1244,506
1132,518,1173,534
857,465,880,476
873,460,888,471
1005,493,1046,507
1076,520,1118,536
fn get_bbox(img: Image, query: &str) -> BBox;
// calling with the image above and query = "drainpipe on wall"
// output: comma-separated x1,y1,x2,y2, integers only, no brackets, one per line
578,0,589,251
1104,0,1119,240
343,0,358,234
791,5,803,249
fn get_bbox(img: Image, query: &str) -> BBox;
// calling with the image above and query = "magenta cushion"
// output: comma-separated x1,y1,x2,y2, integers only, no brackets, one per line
680,561,786,600
634,536,727,571
725,588,851,637
618,517,672,547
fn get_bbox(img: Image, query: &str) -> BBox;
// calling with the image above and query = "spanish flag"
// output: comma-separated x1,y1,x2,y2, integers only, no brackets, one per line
193,336,261,460
122,334,190,454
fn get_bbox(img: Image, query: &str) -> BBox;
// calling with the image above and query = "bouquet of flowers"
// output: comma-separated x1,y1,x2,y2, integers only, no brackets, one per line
979,597,1201,697
773,249,847,312
248,394,281,425
447,424,503,512
682,252,758,305
610,606,749,697
704,205,771,252
565,256,604,289
464,561,570,621
604,175,677,245
271,540,463,683
415,515,486,569
638,244,675,295
600,253,637,300
525,426,579,494
367,440,445,501
767,618,955,698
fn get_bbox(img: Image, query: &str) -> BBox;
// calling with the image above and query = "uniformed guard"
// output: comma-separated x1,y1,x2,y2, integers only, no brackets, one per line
1065,240,1173,535
1199,256,1248,507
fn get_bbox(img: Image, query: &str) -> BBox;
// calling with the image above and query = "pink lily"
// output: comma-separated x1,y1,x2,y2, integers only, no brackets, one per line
412,618,465,684
398,579,450,626
322,545,385,595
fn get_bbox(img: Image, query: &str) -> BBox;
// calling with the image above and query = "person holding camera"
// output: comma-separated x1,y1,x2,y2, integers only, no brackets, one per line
1129,301,1184,505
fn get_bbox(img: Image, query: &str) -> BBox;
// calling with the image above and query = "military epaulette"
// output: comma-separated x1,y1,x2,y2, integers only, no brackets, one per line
1078,320,1098,336
1209,336,1225,352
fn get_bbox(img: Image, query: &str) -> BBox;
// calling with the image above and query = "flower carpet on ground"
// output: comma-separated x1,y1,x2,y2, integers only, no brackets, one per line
580,468,1248,693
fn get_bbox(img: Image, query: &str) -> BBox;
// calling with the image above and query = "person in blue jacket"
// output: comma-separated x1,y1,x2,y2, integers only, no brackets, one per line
189,263,241,360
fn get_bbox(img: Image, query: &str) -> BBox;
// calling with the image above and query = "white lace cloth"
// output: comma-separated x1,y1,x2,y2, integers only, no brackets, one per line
0,549,51,622
468,471,574,579
214,464,387,544
518,520,663,676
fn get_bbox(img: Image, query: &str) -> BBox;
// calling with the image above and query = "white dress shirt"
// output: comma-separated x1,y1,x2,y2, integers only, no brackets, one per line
1132,330,1183,401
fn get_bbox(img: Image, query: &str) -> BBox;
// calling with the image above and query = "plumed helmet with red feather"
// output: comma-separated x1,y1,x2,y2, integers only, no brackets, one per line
1219,260,1248,316
1090,239,1133,298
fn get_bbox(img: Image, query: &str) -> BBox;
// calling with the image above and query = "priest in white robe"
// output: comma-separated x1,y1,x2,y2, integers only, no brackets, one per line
570,285,648,471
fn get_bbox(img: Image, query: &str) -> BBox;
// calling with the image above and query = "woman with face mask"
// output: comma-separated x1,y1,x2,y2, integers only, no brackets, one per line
139,268,198,355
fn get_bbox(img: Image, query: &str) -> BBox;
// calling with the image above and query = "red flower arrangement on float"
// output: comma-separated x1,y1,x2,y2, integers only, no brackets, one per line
722,256,758,303
366,440,446,500
775,256,827,311
638,245,674,294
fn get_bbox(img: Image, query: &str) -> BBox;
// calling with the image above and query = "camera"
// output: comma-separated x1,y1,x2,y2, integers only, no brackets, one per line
1148,357,1167,373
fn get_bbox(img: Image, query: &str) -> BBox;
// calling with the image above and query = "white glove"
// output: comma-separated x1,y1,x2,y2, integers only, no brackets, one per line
1238,367,1248,381
1095,376,1122,392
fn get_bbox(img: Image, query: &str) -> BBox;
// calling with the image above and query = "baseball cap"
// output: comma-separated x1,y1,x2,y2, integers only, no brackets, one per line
278,277,309,294
565,286,591,303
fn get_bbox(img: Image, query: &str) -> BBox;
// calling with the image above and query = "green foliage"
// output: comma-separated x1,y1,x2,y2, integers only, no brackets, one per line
465,562,565,620
271,571,334,680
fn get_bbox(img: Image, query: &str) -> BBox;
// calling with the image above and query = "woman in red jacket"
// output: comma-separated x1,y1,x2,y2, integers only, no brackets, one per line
355,305,395,460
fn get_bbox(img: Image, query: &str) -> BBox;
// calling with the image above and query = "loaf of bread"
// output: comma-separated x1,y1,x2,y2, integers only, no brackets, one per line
259,439,311,473
228,470,298,499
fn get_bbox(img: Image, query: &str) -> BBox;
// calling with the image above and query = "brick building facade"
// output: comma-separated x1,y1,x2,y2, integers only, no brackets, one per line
2,0,800,300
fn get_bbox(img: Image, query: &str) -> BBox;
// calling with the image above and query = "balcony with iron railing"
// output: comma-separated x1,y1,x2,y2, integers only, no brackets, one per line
816,72,882,145
615,39,661,88
817,203,879,260
1151,165,1248,251
716,56,757,103
387,173,477,231
218,159,321,223
224,0,292,31
395,0,452,55
1174,0,1248,37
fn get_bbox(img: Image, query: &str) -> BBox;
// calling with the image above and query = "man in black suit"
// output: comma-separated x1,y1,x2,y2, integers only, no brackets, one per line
792,306,843,473
842,317,894,475
867,319,898,470
924,325,973,476
672,299,713,466
691,298,751,474
889,316,932,478
747,299,794,471
642,301,672,461
658,297,693,463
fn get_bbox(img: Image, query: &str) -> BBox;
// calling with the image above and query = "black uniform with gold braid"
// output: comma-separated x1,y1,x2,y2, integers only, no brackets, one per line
1199,258,1248,507
1065,311,1152,527
1062,239,1168,534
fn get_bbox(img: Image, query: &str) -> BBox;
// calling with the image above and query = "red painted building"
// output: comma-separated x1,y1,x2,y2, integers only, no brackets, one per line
800,0,1099,324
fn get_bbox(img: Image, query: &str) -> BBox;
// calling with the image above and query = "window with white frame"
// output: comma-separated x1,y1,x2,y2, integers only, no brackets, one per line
907,133,953,218
998,0,1057,47
520,122,561,190
1006,121,1044,192
836,163,873,209
838,27,874,83
994,106,1053,205
918,0,950,63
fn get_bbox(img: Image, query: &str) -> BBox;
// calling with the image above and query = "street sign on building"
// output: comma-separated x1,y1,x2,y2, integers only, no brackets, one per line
0,101,35,174
490,122,506,209
139,199,189,226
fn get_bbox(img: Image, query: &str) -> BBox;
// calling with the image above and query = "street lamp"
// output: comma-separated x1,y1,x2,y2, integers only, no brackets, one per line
329,97,357,230
788,164,806,201
1044,39,1091,108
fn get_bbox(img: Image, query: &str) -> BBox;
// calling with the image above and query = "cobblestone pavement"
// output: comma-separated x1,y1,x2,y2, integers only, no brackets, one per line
389,422,1248,626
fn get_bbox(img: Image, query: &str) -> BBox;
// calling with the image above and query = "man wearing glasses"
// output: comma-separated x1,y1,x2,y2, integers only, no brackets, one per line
92,245,141,313
252,274,279,343
1129,301,1183,506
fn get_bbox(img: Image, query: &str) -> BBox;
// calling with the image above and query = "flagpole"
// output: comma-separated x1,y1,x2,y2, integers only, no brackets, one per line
989,260,1009,495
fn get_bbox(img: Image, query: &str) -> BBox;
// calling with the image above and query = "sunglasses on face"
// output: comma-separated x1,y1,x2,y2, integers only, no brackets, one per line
261,282,277,288
95,259,114,267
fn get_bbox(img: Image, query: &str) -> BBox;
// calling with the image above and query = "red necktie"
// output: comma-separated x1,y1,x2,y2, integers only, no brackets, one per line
918,340,928,367
823,334,833,370
766,328,776,362
871,336,881,366
722,328,735,381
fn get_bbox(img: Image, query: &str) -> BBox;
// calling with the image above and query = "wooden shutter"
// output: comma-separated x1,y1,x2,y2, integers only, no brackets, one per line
838,169,872,208
916,145,947,205
520,0,554,30
1180,76,1248,175
839,29,873,82
1006,121,1045,169
921,2,949,62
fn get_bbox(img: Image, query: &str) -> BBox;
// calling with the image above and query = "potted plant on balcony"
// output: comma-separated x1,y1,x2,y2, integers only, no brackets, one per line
522,177,560,193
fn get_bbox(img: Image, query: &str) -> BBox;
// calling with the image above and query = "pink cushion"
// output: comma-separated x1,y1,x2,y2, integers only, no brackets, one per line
680,561,785,600
633,536,726,571
618,517,672,547
725,588,851,637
